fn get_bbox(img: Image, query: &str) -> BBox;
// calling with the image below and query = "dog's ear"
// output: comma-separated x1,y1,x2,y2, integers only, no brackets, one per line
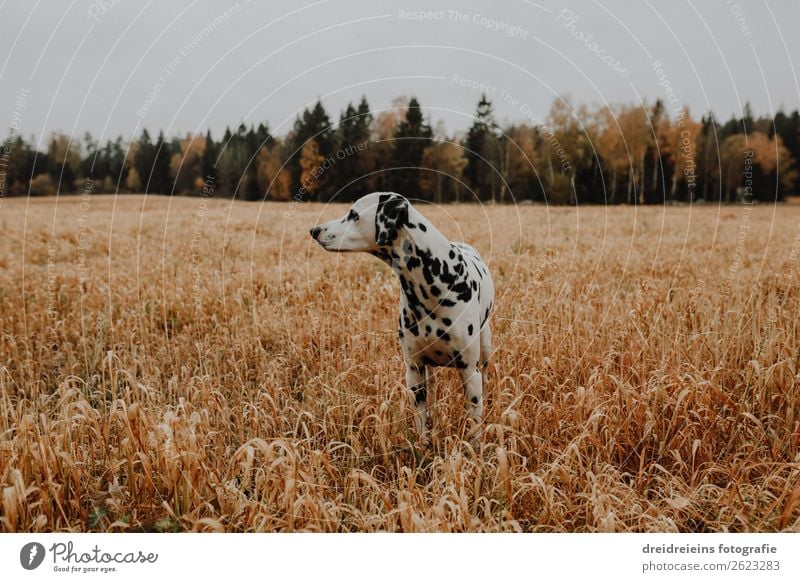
375,194,409,246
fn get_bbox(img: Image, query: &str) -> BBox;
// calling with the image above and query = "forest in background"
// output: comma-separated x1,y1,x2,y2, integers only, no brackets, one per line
1,94,798,204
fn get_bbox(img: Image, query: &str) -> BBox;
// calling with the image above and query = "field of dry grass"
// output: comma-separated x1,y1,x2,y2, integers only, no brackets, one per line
1,194,799,532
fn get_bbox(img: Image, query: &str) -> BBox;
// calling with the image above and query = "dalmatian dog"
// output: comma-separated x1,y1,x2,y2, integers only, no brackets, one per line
309,192,494,443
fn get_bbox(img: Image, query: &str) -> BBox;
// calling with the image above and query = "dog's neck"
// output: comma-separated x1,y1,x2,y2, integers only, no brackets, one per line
373,208,459,319
401,206,452,257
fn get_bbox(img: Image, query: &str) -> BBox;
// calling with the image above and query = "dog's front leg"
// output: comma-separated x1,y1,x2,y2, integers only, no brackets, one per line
406,363,428,442
459,365,483,445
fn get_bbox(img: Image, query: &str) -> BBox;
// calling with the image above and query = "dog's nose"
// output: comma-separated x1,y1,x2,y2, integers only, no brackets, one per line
310,226,322,240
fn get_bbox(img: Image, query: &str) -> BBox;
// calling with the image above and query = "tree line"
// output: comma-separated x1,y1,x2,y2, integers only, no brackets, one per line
1,95,798,204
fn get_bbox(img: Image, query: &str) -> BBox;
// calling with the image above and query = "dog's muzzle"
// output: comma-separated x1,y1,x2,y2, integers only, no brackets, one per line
309,226,322,240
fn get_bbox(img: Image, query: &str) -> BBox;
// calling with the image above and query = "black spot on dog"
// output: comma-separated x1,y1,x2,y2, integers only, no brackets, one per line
468,324,473,335
418,223,427,232
442,317,452,326
449,249,455,259
481,305,492,327
375,193,409,246
471,396,479,405
449,349,468,369
436,329,451,341
420,303,437,321
414,384,427,404
439,263,457,286
440,298,456,307
369,249,391,264
451,281,473,302
430,285,441,297
425,325,432,334
400,277,425,315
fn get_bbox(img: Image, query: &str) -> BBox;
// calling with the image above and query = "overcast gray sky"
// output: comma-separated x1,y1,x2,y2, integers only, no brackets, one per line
1,0,798,147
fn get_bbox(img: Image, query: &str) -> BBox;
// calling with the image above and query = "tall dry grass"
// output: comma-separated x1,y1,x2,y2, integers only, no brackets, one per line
1,195,799,532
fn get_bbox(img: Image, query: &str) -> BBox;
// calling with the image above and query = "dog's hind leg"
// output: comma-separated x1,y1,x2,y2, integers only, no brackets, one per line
479,324,492,387
406,363,428,442
459,366,483,422
459,363,483,448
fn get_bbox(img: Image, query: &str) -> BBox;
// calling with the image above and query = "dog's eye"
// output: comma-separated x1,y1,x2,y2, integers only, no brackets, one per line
347,210,359,222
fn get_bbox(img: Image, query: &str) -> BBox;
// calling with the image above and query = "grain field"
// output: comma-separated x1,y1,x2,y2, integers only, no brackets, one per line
1,195,799,532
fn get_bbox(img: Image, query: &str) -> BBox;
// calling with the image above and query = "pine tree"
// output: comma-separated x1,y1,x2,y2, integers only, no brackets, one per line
153,131,172,194
202,129,219,187
108,137,127,186
388,97,432,195
356,96,373,135
463,94,499,201
80,132,97,180
333,97,373,200
696,112,719,201
217,127,238,196
135,129,156,192
772,110,800,193
243,125,260,200
5,136,37,194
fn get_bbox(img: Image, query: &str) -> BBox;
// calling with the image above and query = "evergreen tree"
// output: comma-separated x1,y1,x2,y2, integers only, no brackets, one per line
217,127,236,196
135,129,156,192
772,110,800,193
463,94,499,200
5,136,37,195
356,96,373,134
742,102,754,134
153,131,172,194
254,122,273,148
696,112,719,200
241,123,272,200
388,97,432,195
202,129,219,187
108,137,127,185
94,140,111,184
332,97,373,200
79,132,97,180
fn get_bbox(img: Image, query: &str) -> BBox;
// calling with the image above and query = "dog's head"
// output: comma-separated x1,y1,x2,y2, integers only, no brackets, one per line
310,192,409,252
